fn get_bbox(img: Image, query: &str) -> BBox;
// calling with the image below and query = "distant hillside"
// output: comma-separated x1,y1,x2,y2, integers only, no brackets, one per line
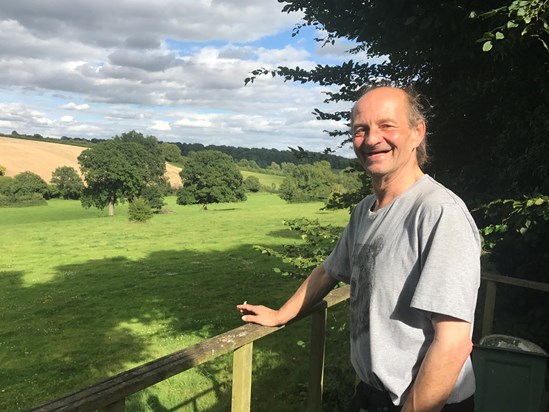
3,132,352,170
0,136,182,187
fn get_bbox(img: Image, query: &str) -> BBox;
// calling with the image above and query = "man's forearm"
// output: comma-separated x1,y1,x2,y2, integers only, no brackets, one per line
275,264,338,324
401,316,472,412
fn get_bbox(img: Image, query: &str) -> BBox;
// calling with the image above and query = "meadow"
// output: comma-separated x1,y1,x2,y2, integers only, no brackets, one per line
0,193,353,411
240,170,285,189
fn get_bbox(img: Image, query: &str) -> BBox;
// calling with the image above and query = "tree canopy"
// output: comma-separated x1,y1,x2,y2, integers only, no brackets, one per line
248,0,549,203
176,150,246,210
78,131,166,216
51,166,84,200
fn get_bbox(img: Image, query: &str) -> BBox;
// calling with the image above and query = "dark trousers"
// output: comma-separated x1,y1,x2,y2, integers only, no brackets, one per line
348,381,475,412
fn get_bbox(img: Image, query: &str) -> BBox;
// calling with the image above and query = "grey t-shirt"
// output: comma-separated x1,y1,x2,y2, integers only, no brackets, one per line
324,175,480,405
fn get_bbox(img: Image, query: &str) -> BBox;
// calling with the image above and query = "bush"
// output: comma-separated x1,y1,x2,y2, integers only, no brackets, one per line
255,218,342,279
244,175,261,192
128,198,153,222
0,194,11,207
12,193,47,207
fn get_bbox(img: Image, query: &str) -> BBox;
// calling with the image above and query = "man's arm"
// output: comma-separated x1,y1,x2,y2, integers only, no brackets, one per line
237,264,338,326
401,314,473,412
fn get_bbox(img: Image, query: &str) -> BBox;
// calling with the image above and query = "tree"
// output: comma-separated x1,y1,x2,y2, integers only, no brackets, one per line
176,150,246,210
0,164,5,176
279,161,338,202
160,142,182,162
51,166,84,200
78,131,166,216
248,0,549,202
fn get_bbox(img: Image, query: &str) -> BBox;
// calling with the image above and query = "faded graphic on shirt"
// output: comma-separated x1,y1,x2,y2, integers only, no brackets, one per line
350,236,384,341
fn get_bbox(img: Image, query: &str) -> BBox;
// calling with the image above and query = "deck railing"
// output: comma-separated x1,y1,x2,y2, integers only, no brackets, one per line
32,272,548,412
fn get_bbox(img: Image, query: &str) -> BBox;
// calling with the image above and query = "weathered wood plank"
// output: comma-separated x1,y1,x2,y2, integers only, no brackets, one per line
231,342,253,412
481,272,549,293
307,308,327,412
481,280,497,338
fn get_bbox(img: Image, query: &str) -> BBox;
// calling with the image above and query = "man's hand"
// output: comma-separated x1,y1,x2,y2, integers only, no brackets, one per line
236,264,337,328
237,303,282,327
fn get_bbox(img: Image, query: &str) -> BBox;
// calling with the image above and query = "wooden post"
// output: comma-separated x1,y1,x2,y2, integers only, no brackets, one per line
101,398,125,411
307,308,327,412
482,280,497,338
232,342,253,412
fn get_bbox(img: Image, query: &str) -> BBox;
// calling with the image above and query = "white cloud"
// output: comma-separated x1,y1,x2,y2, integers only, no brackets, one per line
61,102,90,111
149,121,171,132
0,1,359,155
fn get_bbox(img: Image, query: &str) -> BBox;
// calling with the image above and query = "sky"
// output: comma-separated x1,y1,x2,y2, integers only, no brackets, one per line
0,1,367,157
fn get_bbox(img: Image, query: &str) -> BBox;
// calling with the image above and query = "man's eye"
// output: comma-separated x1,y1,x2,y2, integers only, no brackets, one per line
353,127,367,137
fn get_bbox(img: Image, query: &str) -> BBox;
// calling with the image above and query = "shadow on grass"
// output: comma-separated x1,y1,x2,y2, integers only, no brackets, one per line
1,244,352,411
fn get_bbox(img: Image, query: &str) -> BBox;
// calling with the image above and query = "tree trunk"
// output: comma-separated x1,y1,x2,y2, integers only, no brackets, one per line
108,195,115,216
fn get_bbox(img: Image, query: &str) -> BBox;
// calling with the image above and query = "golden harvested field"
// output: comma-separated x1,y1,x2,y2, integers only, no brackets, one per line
0,136,182,187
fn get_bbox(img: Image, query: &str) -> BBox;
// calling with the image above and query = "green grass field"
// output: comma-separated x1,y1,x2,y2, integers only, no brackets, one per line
240,170,285,189
0,193,353,411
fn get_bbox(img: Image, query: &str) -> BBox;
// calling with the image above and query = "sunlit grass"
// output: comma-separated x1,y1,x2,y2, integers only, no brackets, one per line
0,193,352,411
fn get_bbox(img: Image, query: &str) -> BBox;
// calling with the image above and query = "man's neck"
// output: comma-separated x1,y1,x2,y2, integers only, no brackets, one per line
371,167,424,211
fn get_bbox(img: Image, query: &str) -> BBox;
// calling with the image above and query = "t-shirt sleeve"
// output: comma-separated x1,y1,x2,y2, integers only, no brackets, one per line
323,223,352,283
411,202,481,323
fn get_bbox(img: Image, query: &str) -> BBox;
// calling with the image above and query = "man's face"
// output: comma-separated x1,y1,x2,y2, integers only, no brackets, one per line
352,88,424,180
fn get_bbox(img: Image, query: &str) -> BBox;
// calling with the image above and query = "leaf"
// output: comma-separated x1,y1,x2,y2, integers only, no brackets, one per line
495,31,505,40
483,41,493,52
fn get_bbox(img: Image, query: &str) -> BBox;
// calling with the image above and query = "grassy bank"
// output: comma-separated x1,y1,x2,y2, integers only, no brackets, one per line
0,193,352,411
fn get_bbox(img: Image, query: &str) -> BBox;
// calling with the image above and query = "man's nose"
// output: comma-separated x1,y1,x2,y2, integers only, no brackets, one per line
364,128,382,145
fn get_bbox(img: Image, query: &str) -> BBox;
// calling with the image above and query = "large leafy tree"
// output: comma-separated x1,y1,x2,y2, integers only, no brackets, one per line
51,166,84,200
248,0,549,203
176,150,246,210
78,131,166,216
279,160,339,202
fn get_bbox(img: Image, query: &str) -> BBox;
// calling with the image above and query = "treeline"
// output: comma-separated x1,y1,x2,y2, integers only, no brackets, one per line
174,143,351,170
3,131,351,170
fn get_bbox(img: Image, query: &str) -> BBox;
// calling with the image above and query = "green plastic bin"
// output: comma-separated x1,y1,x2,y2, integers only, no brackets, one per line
472,335,548,412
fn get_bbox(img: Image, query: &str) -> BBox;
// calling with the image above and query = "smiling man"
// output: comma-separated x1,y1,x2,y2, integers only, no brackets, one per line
238,86,480,412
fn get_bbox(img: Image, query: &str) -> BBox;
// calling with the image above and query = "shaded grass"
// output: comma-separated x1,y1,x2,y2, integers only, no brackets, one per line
0,194,353,411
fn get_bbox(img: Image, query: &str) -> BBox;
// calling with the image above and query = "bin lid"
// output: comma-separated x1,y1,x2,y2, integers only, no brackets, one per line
479,334,547,355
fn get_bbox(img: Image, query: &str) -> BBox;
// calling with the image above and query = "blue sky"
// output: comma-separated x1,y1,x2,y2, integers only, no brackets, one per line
0,1,365,156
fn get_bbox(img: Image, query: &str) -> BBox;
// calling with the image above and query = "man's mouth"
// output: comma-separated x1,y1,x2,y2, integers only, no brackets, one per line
366,149,391,157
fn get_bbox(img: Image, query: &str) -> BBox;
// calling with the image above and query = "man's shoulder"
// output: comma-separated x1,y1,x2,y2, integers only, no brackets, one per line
415,175,467,209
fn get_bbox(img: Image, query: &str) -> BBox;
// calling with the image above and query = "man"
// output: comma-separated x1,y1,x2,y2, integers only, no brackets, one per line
237,86,480,411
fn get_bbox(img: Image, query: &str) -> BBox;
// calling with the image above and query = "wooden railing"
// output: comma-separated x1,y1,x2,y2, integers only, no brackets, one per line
480,271,549,338
31,286,350,412
31,272,549,412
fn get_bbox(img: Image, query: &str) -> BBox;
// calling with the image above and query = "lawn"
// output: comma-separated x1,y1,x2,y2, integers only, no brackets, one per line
240,170,285,189
0,193,353,411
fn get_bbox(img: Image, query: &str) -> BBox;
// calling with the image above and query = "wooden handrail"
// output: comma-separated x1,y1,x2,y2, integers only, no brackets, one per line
31,272,548,411
480,271,549,338
31,286,350,411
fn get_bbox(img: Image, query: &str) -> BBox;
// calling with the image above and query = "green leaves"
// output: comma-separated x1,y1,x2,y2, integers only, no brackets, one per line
176,150,246,209
255,218,341,279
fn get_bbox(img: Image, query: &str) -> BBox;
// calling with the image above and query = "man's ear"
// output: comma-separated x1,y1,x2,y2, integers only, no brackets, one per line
412,120,426,148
